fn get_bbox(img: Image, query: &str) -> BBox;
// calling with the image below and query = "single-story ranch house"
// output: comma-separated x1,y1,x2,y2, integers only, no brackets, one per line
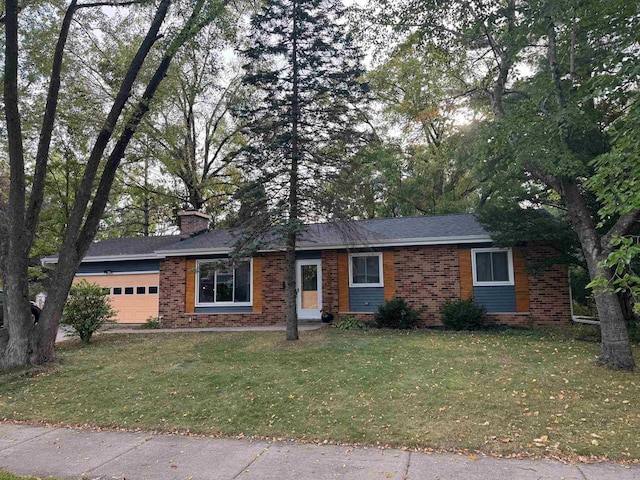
43,211,571,327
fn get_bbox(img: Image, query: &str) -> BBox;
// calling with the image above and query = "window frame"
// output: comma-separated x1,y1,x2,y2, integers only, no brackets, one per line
348,252,384,288
195,258,253,307
471,248,514,286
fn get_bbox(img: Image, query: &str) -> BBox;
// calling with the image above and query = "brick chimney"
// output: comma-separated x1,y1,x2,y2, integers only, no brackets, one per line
178,210,210,237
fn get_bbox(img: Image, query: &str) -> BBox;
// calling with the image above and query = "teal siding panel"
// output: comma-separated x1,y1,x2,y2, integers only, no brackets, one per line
349,287,384,312
473,285,516,313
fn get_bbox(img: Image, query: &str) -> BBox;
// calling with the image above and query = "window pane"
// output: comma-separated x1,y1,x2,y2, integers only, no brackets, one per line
492,252,509,281
234,262,250,302
475,252,492,282
216,271,234,302
199,263,215,303
149,286,158,294
352,257,366,284
365,256,380,283
113,287,122,295
302,265,317,291
136,286,146,295
124,287,134,295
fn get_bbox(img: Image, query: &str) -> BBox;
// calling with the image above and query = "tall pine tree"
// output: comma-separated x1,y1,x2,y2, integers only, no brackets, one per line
240,0,367,339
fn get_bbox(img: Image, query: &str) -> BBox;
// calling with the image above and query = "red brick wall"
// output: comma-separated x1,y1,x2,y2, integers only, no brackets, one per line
321,250,339,315
393,245,461,327
159,252,288,327
522,246,571,325
158,244,571,328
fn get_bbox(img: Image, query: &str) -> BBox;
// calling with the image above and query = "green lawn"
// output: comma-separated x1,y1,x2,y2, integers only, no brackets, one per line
0,328,638,461
0,472,59,480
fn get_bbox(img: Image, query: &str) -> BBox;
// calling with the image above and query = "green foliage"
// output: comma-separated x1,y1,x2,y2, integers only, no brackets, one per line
239,0,368,223
374,297,419,329
141,316,163,329
334,316,366,330
61,280,115,344
440,299,486,331
476,204,580,267
588,236,640,305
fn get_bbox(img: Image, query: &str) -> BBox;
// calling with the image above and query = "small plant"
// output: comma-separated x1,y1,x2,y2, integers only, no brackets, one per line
374,297,419,329
61,280,115,343
440,298,486,330
334,316,365,330
141,316,163,329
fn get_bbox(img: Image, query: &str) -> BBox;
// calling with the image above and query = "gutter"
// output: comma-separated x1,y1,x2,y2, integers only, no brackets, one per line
155,234,494,257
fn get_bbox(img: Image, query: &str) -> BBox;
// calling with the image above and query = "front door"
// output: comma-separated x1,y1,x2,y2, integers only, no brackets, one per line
296,259,322,320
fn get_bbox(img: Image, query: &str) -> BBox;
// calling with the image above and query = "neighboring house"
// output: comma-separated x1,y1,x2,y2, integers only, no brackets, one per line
43,211,571,327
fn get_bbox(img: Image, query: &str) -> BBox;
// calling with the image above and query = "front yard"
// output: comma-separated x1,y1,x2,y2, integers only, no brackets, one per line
0,328,638,462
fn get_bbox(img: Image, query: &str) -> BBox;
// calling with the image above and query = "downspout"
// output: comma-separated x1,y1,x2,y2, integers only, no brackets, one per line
569,268,600,325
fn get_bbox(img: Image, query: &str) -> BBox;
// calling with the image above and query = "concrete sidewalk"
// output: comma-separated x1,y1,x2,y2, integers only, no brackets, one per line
1,423,638,480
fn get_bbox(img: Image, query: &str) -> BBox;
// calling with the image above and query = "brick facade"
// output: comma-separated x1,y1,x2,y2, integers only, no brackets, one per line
158,244,571,328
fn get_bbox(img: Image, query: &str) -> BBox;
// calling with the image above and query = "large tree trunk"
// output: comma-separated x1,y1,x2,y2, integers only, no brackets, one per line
561,180,635,370
284,232,298,341
284,0,301,341
582,250,635,370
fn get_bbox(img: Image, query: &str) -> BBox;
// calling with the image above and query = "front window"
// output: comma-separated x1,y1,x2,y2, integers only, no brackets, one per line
197,260,252,305
472,248,514,286
349,253,383,287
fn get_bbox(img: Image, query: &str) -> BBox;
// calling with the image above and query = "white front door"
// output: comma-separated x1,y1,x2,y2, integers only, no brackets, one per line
296,259,322,320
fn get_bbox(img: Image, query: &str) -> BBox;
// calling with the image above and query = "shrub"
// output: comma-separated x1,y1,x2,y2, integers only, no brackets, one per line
141,316,163,329
62,280,115,343
440,299,486,330
374,297,419,329
334,316,365,330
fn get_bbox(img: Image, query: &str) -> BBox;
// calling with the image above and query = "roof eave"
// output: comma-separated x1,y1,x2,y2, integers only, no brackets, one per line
41,253,166,265
156,235,493,257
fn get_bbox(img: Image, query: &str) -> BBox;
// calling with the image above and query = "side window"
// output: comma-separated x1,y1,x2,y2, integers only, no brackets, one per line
349,253,383,287
472,248,514,286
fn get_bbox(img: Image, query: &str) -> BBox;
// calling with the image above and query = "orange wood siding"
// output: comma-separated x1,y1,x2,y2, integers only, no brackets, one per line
337,252,349,312
458,248,473,300
185,259,196,313
383,251,396,300
514,250,530,312
74,273,159,324
253,257,263,313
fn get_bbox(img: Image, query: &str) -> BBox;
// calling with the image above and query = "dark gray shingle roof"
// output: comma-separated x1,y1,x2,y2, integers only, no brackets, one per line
160,214,489,253
82,235,180,258
43,214,490,263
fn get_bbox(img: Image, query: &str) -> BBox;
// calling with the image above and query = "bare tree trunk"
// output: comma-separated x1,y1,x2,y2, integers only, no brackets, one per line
2,0,36,369
584,254,635,370
285,233,298,340
285,0,301,341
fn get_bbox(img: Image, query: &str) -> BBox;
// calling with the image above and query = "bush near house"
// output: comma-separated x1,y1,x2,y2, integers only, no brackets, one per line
374,297,419,329
61,280,115,343
440,298,486,330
